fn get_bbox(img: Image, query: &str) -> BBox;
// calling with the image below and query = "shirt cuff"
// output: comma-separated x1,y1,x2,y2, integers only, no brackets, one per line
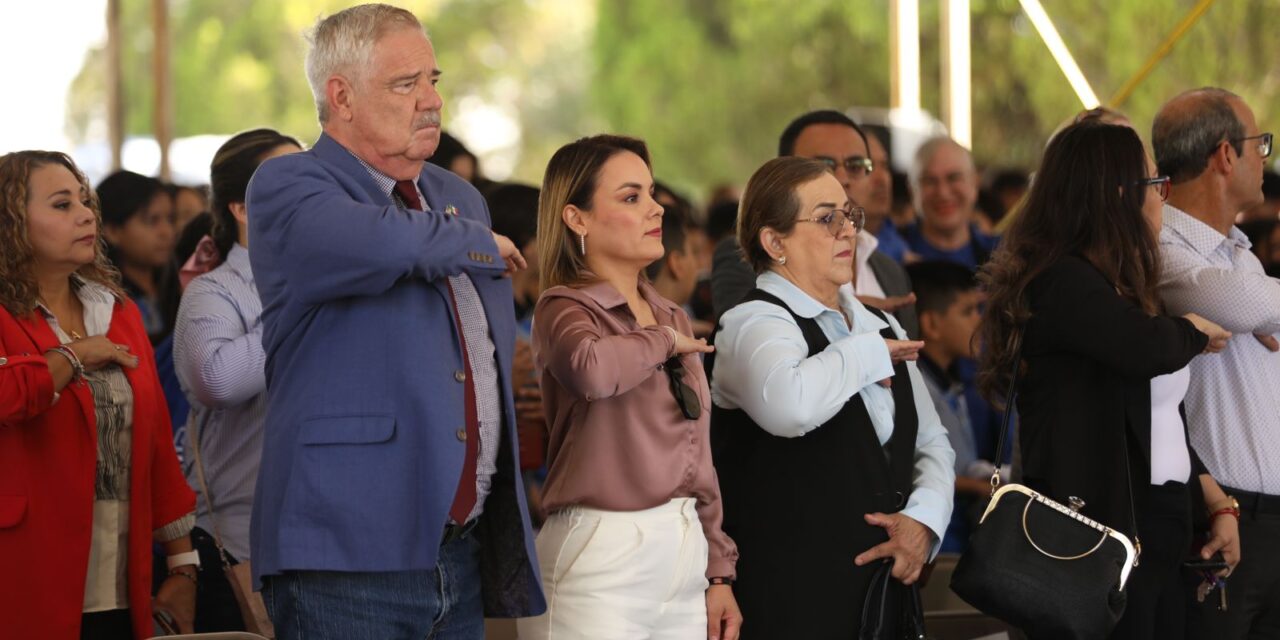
900,487,951,561
831,332,894,390
153,512,196,543
706,554,737,581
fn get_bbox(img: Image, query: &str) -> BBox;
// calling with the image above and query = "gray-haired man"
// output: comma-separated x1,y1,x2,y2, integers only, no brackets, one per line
247,4,543,638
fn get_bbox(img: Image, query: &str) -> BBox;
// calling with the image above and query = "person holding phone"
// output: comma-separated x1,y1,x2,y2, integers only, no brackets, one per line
517,135,741,640
0,151,198,639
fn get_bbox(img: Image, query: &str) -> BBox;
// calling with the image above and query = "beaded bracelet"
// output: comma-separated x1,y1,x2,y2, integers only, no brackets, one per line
46,345,84,381
1210,507,1241,520
167,568,199,587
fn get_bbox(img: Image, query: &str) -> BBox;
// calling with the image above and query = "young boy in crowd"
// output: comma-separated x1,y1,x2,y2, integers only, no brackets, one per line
907,261,1009,553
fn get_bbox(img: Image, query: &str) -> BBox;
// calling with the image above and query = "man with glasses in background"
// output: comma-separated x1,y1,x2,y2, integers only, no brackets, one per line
711,110,919,338
1153,87,1280,639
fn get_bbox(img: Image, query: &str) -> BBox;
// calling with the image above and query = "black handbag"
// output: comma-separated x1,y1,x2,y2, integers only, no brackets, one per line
950,332,1141,639
861,559,927,640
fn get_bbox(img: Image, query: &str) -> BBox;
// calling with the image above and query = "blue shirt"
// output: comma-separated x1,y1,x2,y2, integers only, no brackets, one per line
875,223,910,263
711,271,956,556
902,222,999,268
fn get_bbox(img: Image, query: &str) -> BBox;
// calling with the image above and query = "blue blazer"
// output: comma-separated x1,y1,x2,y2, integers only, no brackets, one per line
246,133,545,616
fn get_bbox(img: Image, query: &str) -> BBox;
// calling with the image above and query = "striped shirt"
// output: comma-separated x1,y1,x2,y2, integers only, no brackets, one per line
39,277,194,611
173,244,267,561
356,157,501,523
1158,204,1280,494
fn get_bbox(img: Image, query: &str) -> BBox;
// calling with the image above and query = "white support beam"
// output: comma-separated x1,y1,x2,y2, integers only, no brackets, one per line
941,0,972,148
1018,0,1100,109
890,0,920,111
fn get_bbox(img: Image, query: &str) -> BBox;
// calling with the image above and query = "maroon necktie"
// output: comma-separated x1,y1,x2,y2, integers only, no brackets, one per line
394,179,478,523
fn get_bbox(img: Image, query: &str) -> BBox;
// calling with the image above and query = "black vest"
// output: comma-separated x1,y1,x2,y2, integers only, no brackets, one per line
710,289,919,639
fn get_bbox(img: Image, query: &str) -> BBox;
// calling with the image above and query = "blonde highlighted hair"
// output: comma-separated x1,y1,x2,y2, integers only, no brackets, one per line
537,134,651,290
0,151,123,316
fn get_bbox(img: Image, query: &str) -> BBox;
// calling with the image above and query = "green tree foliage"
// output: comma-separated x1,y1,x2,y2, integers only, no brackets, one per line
68,0,1280,196
594,0,1280,197
66,0,592,183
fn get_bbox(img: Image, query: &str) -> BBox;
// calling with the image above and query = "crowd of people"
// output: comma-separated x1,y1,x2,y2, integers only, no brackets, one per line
1,3,1278,640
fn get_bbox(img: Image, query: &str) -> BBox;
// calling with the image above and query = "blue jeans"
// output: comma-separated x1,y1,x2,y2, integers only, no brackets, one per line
262,534,484,639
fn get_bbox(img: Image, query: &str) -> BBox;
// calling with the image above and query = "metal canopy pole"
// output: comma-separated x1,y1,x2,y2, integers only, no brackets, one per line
1109,0,1216,108
107,0,123,172
1018,0,1100,109
152,0,172,181
941,0,972,148
890,0,921,111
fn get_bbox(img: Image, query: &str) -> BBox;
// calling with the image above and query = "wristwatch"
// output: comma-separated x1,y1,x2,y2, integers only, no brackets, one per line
166,550,202,571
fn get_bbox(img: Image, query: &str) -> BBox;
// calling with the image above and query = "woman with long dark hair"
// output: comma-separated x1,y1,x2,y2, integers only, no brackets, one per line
172,129,301,631
979,121,1239,639
97,170,180,344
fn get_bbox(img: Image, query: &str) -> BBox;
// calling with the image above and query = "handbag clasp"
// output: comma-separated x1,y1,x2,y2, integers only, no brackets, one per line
1068,496,1086,513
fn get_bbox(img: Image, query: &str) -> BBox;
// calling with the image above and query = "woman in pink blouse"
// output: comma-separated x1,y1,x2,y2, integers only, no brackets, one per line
517,135,741,640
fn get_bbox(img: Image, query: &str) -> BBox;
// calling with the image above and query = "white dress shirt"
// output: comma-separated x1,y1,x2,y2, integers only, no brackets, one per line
712,271,956,554
1149,367,1192,485
1158,204,1280,494
854,230,887,299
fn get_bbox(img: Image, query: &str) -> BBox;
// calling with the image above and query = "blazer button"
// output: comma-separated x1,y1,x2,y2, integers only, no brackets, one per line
0,357,6,366
456,428,467,442
454,370,466,383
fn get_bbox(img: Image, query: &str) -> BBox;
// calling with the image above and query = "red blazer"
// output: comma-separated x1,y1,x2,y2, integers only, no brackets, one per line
0,296,195,640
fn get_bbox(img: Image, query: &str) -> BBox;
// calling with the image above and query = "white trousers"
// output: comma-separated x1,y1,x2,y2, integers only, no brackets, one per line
517,498,710,639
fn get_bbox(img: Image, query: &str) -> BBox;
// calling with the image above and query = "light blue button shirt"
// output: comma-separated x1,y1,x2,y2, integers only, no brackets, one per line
712,271,956,555
173,245,267,561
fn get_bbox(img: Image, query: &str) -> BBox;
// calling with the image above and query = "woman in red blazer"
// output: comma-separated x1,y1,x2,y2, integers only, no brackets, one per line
0,151,197,639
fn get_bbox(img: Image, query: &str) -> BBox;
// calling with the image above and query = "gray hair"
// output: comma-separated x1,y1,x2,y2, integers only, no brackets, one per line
909,135,974,188
305,4,425,124
1152,87,1245,184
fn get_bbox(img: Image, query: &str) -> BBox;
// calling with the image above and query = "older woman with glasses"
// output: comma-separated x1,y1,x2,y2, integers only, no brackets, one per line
518,134,741,640
709,156,955,638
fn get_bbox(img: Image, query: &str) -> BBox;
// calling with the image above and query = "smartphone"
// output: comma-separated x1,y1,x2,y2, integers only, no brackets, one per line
1183,551,1229,573
153,608,181,635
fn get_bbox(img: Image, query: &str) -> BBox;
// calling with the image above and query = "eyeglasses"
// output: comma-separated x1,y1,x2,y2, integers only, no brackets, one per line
663,356,701,420
1230,132,1273,159
813,155,875,177
797,206,866,236
1134,175,1171,202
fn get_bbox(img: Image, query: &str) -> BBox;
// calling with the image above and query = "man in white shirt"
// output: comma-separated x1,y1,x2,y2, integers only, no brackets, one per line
1153,86,1280,638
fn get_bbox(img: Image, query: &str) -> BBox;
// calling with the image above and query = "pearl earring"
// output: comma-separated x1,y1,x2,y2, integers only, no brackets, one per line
578,233,587,256
776,255,787,265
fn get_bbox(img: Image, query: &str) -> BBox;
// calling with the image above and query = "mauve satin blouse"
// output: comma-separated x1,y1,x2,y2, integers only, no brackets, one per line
532,278,738,578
